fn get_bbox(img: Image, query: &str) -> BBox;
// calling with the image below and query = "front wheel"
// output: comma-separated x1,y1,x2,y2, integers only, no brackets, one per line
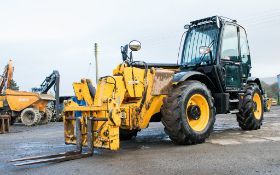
21,108,41,126
237,84,264,130
120,129,139,140
161,80,215,145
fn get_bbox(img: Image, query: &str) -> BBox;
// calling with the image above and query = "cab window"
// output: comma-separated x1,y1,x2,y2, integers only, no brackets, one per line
239,27,251,65
221,25,239,62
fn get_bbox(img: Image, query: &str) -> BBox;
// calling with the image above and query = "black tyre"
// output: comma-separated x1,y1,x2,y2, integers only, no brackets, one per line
39,108,53,125
120,129,139,140
264,100,268,112
21,108,41,126
161,80,215,145
10,116,16,125
263,99,271,112
237,84,264,130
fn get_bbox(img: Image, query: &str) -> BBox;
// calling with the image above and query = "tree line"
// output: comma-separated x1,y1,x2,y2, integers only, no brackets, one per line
261,81,279,99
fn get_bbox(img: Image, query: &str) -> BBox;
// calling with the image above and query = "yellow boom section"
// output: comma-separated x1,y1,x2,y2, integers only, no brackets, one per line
64,63,175,150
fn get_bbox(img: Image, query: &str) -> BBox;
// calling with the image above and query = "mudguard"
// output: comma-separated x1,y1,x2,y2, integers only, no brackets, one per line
172,70,218,93
173,71,205,83
247,77,264,94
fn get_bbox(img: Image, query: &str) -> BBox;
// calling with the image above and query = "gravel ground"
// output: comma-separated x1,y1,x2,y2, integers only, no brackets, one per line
1,106,280,175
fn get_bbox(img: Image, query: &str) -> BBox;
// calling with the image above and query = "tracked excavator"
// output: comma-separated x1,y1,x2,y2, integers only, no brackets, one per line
32,70,60,121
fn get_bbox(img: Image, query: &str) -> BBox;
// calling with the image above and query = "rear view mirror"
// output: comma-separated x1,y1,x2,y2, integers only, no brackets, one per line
199,46,211,55
129,40,141,51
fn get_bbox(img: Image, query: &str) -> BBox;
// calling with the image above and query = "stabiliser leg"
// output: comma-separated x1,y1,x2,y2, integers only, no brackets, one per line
10,117,94,166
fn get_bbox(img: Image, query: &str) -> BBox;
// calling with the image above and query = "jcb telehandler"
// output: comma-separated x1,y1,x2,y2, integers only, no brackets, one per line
12,16,264,166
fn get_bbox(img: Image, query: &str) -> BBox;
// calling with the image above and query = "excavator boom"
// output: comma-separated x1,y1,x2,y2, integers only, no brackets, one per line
0,60,13,94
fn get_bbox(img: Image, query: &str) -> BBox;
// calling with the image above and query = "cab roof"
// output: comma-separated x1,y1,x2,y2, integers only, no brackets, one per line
189,16,238,27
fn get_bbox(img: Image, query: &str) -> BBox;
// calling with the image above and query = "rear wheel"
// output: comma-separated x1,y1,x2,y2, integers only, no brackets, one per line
161,80,215,145
21,108,41,126
10,116,16,125
237,84,264,130
39,108,53,125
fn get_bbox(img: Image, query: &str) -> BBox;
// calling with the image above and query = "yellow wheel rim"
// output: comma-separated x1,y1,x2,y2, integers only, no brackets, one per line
253,93,262,120
186,94,210,132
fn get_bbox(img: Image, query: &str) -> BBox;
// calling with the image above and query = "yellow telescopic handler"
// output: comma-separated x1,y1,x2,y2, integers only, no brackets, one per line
11,16,265,166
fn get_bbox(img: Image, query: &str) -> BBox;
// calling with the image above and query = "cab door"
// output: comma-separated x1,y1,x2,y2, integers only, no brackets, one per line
239,27,251,86
220,24,242,91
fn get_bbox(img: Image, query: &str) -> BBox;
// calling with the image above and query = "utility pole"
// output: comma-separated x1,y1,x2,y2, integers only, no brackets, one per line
94,43,99,84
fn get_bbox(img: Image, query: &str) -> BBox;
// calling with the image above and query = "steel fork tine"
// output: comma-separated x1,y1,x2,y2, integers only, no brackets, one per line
10,150,80,162
13,153,92,166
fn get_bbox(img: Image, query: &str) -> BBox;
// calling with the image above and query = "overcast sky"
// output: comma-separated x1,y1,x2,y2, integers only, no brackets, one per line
0,0,279,95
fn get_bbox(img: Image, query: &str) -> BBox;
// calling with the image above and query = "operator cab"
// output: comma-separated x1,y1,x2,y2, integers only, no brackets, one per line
180,16,252,92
